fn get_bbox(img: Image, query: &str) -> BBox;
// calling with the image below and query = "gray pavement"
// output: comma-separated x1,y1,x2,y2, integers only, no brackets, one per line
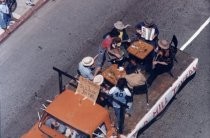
0,0,210,137
0,0,48,42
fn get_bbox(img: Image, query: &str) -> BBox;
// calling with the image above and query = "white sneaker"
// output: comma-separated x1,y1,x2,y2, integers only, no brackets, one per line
9,21,15,26
26,1,35,6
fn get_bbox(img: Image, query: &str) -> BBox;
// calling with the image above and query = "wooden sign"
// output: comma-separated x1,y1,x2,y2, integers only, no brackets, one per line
76,77,100,103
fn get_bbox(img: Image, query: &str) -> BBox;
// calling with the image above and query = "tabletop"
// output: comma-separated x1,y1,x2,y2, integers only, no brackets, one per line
102,64,126,85
127,40,154,60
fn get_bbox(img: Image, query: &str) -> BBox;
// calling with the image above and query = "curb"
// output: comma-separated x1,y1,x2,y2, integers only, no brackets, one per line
0,0,49,44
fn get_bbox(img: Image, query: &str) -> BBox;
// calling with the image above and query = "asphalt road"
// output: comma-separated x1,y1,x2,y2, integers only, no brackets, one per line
0,0,209,137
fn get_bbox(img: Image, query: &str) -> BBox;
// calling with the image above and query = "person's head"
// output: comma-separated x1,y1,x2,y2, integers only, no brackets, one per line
158,39,170,50
93,75,104,85
158,39,170,56
111,37,121,48
116,78,127,91
114,21,130,31
125,59,137,74
143,18,154,27
51,120,60,129
135,23,142,34
81,56,94,67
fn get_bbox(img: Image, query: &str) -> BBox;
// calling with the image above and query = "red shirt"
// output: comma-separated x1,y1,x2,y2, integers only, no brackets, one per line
102,36,112,49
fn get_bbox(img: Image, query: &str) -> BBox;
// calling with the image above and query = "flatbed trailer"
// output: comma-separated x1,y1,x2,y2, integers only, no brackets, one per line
121,49,198,137
65,49,198,137
21,49,198,138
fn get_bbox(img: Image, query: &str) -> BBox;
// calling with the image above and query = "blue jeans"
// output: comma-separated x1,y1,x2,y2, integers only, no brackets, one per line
96,46,106,68
114,107,125,134
0,13,11,29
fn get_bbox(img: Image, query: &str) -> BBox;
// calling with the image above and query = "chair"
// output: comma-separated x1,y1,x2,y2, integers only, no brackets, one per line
170,35,178,62
168,35,178,77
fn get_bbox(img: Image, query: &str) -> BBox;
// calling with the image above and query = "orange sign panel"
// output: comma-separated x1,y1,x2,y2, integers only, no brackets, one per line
76,77,100,103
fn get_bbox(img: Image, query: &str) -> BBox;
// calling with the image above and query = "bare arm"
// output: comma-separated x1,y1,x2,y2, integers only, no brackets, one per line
107,47,121,58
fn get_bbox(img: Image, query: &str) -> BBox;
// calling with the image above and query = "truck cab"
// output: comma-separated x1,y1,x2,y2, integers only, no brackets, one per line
21,89,116,138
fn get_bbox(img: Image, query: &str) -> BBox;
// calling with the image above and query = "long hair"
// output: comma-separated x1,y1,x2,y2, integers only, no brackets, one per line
116,78,127,91
112,37,121,44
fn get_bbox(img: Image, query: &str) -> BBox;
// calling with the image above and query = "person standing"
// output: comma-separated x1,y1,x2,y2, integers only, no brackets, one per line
0,0,10,32
108,78,131,134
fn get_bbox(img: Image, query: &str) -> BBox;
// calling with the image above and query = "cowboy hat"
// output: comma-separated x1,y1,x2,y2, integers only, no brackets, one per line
158,39,170,50
114,21,130,30
93,75,104,85
81,56,94,66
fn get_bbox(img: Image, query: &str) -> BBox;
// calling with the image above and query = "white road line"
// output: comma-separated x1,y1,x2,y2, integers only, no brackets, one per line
180,17,210,51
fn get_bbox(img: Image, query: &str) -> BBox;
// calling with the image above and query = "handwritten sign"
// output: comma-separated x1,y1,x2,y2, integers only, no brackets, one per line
76,77,100,103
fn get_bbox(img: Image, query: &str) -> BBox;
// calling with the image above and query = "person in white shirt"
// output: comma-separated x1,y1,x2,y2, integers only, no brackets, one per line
0,0,10,31
45,117,66,134
108,78,131,134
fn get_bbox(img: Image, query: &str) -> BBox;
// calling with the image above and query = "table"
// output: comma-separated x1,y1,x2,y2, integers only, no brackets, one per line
102,64,126,85
127,40,154,60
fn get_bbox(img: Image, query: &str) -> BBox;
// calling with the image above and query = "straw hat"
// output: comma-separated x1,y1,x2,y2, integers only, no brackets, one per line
81,56,94,66
114,21,130,30
158,40,170,50
93,75,104,85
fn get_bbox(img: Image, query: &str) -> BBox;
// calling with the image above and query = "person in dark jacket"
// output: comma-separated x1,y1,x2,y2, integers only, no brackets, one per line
132,18,159,48
124,59,146,94
147,39,174,86
104,21,131,58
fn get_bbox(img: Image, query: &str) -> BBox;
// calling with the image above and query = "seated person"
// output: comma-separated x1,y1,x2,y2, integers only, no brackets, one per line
107,37,125,65
45,117,66,134
78,56,95,80
131,18,159,48
147,39,173,86
105,21,130,44
124,57,139,72
65,127,82,138
93,75,112,107
94,36,123,76
110,21,131,58
124,59,146,94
